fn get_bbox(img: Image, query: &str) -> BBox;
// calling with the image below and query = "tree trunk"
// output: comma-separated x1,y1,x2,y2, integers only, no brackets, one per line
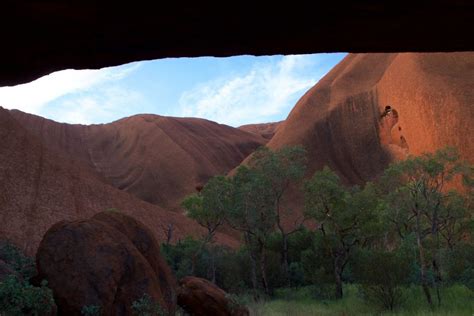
281,233,290,286
431,205,442,306
416,211,432,306
259,241,270,296
246,234,259,299
210,251,216,284
334,252,344,299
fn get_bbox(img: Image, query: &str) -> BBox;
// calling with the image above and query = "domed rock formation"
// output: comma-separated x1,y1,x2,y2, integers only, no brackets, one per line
178,276,249,316
0,107,250,255
9,111,266,212
36,211,177,315
268,53,474,185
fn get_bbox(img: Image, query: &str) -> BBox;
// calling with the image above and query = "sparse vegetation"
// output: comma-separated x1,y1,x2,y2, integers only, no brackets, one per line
0,241,55,316
131,293,165,316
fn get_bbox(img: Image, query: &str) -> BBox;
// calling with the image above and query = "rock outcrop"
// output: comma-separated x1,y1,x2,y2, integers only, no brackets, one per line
36,211,176,315
178,276,249,316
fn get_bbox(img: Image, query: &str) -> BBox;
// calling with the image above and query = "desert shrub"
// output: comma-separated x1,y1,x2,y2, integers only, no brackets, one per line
131,293,165,316
442,242,474,290
0,241,36,279
0,275,55,315
81,304,101,316
353,249,412,310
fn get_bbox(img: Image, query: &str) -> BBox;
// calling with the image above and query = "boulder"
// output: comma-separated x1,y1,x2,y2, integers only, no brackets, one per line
178,276,249,316
36,211,177,316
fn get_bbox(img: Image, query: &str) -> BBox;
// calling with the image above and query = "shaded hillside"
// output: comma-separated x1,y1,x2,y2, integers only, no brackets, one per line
238,121,282,140
0,108,241,255
268,53,474,186
9,111,265,211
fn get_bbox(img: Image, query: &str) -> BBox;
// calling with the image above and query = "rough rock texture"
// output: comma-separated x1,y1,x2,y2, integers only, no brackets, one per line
178,276,249,316
0,108,239,256
36,211,176,316
268,53,474,186
9,111,265,211
1,2,474,86
239,121,282,141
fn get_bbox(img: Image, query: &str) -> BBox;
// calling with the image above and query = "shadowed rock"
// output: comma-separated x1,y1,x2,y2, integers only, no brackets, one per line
178,276,249,316
36,211,177,316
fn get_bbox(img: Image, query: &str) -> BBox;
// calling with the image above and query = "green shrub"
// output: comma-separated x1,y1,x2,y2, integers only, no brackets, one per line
81,304,101,316
353,249,411,310
131,293,165,316
0,241,36,279
0,275,55,315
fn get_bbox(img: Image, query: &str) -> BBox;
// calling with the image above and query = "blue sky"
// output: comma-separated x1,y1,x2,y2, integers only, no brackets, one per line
0,53,346,127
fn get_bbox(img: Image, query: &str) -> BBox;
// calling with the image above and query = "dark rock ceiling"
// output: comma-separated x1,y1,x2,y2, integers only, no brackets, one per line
1,1,473,86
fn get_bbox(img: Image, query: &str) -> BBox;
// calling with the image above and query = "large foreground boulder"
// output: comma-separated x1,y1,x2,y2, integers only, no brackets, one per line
178,276,249,316
36,211,176,315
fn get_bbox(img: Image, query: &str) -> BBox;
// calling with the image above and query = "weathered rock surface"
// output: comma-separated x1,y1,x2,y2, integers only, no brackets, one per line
239,121,282,141
178,276,249,316
36,211,176,315
0,107,245,255
268,53,474,185
10,111,265,212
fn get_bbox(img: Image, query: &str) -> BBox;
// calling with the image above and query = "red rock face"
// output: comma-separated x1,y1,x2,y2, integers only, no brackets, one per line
0,109,241,255
268,53,474,185
178,276,249,316
36,211,176,316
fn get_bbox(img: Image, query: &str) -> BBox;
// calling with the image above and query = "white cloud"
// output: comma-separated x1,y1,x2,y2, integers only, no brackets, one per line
45,86,145,125
0,63,140,115
178,55,318,126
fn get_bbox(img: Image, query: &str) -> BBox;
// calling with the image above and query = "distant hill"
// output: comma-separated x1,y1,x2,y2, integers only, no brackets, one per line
238,121,282,141
1,109,264,254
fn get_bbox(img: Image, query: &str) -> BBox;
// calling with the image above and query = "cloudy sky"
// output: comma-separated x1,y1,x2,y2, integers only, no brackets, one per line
0,53,346,127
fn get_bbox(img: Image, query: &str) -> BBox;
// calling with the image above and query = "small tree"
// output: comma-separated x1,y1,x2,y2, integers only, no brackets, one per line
380,147,473,306
182,176,231,280
250,146,307,285
304,167,382,299
225,165,276,297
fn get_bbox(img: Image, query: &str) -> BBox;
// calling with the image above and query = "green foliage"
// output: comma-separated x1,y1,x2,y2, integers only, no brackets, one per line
131,293,165,316
81,304,101,316
353,249,412,310
182,175,232,241
0,276,55,316
0,241,36,279
304,167,383,298
442,242,474,290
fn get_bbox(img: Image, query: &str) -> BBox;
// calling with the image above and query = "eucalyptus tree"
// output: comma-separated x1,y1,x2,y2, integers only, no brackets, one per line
249,146,307,284
380,147,473,306
304,167,382,299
